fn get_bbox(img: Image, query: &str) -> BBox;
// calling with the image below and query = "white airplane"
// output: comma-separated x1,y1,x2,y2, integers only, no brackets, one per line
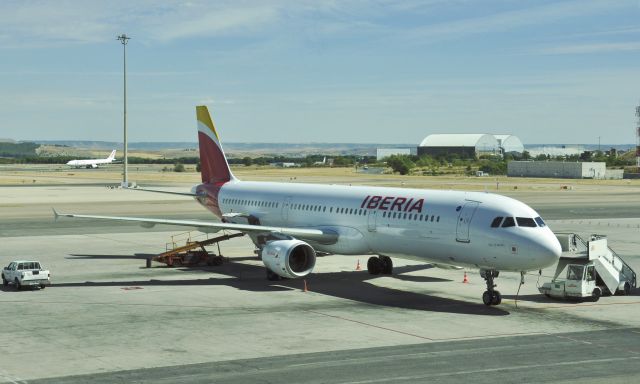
313,156,327,166
54,106,561,306
66,150,116,168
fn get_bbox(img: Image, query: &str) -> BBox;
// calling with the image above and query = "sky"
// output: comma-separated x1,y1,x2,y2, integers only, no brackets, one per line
1,0,640,145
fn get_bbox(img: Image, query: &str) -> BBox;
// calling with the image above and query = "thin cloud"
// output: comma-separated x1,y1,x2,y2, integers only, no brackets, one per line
403,0,635,43
533,42,640,55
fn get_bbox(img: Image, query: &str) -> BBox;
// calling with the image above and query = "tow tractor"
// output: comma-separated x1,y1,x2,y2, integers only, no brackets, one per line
539,233,636,302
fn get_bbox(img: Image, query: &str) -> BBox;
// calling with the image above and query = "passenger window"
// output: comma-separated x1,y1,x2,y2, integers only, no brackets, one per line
535,217,546,227
18,263,23,270
491,217,503,228
502,217,516,227
437,216,440,222
516,217,537,227
430,215,434,222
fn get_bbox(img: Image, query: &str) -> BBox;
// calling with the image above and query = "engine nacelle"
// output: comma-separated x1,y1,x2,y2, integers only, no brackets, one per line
261,240,316,278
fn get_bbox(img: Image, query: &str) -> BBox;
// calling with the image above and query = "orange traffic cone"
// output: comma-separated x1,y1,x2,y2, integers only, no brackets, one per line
356,259,362,271
463,272,469,284
303,279,309,292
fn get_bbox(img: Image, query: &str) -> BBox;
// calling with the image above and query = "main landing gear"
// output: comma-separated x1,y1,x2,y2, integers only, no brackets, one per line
481,269,502,306
367,256,393,275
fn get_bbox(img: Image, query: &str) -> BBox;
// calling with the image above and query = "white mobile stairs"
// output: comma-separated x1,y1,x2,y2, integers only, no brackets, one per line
539,233,636,301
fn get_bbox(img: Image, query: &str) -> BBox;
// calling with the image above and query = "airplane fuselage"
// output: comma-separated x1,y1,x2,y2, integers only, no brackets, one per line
194,180,561,273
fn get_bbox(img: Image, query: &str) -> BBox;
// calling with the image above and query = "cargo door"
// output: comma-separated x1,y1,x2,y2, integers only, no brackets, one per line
456,201,479,243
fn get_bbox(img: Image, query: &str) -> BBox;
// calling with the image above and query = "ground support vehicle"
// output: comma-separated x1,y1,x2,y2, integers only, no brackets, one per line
2,261,51,290
150,232,245,268
539,234,636,301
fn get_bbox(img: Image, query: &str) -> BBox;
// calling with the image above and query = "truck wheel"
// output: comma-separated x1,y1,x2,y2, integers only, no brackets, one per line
14,278,21,291
591,287,601,302
40,284,46,290
2,276,7,287
624,282,631,296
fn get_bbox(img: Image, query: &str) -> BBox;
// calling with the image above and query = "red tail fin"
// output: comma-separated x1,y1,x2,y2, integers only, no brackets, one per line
196,106,236,184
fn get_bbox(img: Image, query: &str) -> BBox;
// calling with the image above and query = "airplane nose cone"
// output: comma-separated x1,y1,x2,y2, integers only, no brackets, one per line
536,232,562,268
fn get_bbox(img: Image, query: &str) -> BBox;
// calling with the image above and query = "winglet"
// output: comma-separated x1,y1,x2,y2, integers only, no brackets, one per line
52,208,60,221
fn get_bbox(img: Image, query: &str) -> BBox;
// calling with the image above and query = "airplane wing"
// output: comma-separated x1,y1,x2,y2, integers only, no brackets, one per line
125,187,200,197
52,209,338,244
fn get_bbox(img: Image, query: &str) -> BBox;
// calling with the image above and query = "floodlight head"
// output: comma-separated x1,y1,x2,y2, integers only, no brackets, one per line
116,34,131,45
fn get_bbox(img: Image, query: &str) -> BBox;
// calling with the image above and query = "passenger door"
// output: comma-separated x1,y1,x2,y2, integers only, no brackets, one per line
456,201,480,243
281,197,292,223
367,210,377,232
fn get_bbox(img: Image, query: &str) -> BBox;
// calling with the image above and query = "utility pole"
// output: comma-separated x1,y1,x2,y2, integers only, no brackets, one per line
117,34,131,187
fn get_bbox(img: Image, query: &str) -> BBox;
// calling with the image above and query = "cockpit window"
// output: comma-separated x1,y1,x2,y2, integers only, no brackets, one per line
516,217,537,227
535,217,546,227
501,217,515,227
490,217,503,228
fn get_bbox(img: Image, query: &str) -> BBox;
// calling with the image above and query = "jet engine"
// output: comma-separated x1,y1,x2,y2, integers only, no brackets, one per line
261,240,316,279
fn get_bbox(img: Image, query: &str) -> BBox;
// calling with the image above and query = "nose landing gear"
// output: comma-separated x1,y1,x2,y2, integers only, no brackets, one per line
481,269,501,306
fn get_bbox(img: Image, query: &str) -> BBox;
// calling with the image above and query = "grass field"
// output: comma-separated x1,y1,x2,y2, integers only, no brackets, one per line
1,164,638,195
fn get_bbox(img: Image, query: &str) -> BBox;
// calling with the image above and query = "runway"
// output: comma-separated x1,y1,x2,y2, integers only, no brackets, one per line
1,179,639,383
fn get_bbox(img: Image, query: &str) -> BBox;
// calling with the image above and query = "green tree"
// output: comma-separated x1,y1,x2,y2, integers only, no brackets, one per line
386,155,415,175
174,163,186,172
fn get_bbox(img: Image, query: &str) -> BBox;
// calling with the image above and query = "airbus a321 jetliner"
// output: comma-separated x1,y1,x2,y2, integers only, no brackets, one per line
66,150,116,168
55,106,561,306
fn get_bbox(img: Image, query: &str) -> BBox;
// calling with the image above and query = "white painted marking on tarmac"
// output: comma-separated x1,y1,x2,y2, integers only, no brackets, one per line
341,356,640,383
306,310,433,341
289,339,578,369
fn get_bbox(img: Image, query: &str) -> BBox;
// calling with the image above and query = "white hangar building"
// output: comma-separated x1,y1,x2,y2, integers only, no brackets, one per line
417,134,524,158
494,135,524,154
418,134,499,158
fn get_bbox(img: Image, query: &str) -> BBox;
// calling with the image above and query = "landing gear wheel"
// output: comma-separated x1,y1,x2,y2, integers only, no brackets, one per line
367,257,382,275
266,269,281,281
491,291,502,305
380,256,393,275
481,270,501,306
482,291,493,306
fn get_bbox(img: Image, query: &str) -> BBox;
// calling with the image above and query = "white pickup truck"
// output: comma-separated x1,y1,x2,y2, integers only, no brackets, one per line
2,261,51,290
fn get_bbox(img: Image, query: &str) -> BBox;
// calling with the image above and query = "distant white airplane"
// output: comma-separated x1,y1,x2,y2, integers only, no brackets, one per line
313,157,327,166
55,106,561,306
66,150,116,169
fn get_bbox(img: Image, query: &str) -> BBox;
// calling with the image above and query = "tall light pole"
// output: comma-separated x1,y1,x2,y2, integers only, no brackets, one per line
117,34,131,187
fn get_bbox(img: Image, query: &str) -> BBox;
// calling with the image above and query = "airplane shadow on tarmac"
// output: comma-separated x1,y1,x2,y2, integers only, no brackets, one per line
60,254,510,316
